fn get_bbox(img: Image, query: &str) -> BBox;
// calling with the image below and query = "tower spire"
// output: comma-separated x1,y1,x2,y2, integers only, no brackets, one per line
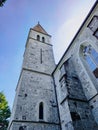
32,22,50,36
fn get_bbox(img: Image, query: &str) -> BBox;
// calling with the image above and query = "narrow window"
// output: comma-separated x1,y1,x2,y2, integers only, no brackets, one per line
93,28,98,39
71,112,81,121
37,35,40,41
19,126,26,130
39,102,44,120
60,64,66,78
87,15,98,32
40,49,42,64
42,37,45,43
59,59,69,80
82,45,98,79
87,16,98,39
19,126,24,130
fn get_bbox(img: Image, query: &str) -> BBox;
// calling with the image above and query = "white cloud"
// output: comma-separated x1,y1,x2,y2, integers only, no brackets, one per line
53,13,87,63
53,0,96,64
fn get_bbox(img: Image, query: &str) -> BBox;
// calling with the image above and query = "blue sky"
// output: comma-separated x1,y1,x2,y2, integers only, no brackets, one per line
0,0,96,109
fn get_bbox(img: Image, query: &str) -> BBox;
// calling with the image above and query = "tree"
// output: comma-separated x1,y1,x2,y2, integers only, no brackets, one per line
0,92,11,130
0,0,6,7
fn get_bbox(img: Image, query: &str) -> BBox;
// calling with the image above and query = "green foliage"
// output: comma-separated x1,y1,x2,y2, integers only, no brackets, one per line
0,0,6,7
0,92,11,130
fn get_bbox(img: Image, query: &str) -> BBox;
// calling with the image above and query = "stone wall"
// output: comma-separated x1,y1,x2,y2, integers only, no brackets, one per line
8,26,60,130
54,58,98,130
53,3,98,129
13,70,59,123
23,30,55,75
10,122,60,130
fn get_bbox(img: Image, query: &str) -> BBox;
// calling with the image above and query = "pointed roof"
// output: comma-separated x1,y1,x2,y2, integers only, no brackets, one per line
32,22,51,36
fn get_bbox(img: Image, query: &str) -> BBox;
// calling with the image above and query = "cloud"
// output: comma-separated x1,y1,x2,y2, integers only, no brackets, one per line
52,0,97,64
53,14,86,63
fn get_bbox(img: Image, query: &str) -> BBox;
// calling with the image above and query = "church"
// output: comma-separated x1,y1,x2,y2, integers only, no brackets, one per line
8,1,98,130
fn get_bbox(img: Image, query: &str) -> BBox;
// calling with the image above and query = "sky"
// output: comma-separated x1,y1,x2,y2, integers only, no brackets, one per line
0,0,96,110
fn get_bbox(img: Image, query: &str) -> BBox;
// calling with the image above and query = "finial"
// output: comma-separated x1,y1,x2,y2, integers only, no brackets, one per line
38,21,40,25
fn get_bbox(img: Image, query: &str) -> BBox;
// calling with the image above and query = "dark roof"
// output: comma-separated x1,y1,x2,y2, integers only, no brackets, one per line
32,22,51,36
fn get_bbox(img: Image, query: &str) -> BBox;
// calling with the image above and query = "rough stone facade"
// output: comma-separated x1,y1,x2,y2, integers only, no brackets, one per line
53,1,98,130
58,58,98,130
8,24,60,130
8,1,98,130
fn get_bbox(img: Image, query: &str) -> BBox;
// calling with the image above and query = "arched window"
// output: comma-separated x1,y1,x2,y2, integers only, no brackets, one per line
39,102,44,120
81,45,98,79
19,126,24,130
42,37,45,43
19,126,26,130
37,35,40,41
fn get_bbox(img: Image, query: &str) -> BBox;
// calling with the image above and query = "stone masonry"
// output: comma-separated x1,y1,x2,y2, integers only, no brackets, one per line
8,23,60,130
8,1,98,130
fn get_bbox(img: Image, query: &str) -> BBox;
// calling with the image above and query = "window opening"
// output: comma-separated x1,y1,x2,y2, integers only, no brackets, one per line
93,28,98,39
19,126,26,130
19,126,24,130
40,49,43,64
37,35,40,41
39,102,44,120
60,64,66,80
87,15,98,32
83,45,98,78
42,37,45,43
71,112,81,121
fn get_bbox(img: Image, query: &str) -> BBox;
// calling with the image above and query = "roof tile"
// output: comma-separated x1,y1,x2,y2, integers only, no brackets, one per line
32,23,49,35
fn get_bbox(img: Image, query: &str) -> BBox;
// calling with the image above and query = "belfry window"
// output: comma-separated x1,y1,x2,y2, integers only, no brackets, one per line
39,102,44,120
37,35,40,41
83,45,98,78
42,37,45,43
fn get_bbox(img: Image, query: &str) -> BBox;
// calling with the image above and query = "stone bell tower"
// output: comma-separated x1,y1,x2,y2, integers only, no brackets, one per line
8,23,60,130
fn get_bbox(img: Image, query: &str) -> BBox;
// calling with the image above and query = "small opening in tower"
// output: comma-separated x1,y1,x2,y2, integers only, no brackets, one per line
22,115,26,120
19,126,26,130
70,112,81,121
25,93,27,97
19,126,24,130
42,37,45,43
37,35,40,41
39,102,44,120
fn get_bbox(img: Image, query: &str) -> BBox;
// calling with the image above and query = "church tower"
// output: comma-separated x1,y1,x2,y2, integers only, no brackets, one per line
8,23,60,130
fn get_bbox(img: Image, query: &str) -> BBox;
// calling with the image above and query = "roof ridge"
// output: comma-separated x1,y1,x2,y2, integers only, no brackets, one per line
32,23,49,35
